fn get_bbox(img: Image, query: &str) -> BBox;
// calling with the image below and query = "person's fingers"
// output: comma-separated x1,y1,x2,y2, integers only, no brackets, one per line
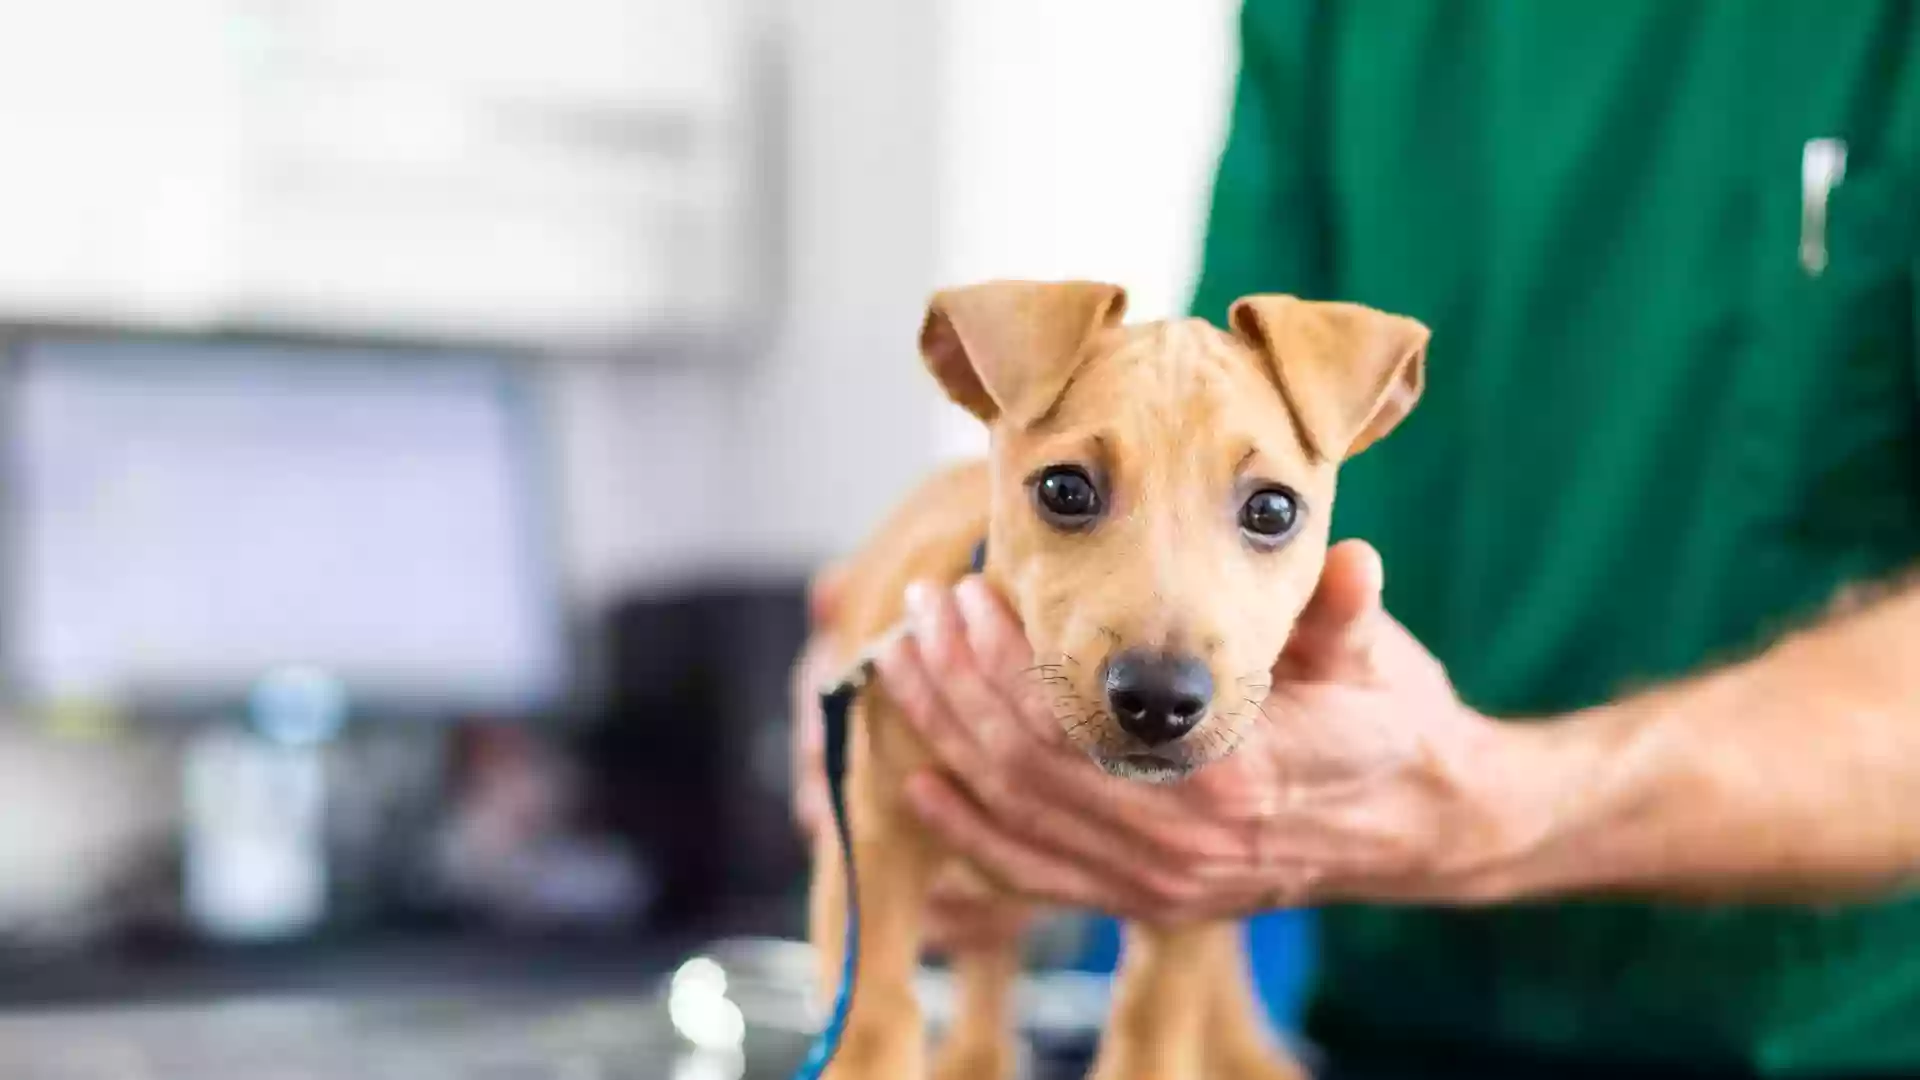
1277,539,1385,680
807,561,852,628
924,910,1026,955
889,579,1266,909
904,771,1125,913
900,583,1036,789
873,616,1096,869
929,864,998,905
877,622,1173,889
793,640,833,744
789,637,834,838
1294,540,1384,644
875,629,992,774
953,577,1070,745
906,769,1234,922
924,897,1031,954
792,765,828,839
921,868,1030,954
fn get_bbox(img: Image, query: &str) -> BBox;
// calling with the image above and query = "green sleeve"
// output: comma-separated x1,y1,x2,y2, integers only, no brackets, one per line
1188,0,1327,326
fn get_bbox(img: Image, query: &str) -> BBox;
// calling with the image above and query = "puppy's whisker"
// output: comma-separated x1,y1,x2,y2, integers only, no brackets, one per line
1251,698,1280,731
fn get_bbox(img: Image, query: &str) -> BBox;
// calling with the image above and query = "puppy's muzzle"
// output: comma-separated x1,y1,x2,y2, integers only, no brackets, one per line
1104,649,1213,745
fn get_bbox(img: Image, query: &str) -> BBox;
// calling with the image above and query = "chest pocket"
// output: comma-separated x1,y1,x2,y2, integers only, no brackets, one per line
1741,145,1919,560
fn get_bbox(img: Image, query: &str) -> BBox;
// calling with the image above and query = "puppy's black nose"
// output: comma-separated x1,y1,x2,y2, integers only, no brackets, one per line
1104,650,1213,745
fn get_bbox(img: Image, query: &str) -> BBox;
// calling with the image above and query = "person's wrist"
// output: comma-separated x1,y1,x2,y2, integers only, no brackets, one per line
1428,705,1599,904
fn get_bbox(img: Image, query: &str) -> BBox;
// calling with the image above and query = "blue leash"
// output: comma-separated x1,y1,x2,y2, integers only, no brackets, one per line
791,675,864,1080
793,541,986,1080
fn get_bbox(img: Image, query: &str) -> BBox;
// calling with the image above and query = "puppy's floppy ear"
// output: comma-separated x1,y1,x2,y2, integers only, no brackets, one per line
1230,295,1429,461
919,280,1128,426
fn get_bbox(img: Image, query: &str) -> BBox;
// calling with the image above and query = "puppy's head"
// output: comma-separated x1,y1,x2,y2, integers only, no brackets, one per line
921,280,1427,781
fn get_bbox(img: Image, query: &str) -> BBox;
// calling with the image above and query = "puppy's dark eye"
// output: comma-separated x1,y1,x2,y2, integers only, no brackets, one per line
1239,487,1301,544
1034,466,1101,527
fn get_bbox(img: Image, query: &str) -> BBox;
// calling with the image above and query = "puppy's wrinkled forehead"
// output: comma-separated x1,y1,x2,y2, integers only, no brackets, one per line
1038,318,1300,447
917,279,1426,466
1014,318,1311,502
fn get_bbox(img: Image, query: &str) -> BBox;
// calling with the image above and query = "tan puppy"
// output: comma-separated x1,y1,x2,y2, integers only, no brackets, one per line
809,280,1428,1080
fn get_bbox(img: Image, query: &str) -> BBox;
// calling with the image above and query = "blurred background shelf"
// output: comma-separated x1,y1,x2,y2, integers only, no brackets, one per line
0,0,1292,1076
0,932,692,1011
0,0,777,349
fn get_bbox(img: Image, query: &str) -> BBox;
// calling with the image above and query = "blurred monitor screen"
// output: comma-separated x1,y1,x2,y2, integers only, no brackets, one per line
3,337,564,718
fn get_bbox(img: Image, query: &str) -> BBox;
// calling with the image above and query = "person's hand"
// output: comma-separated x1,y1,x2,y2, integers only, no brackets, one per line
788,562,1035,951
876,540,1539,922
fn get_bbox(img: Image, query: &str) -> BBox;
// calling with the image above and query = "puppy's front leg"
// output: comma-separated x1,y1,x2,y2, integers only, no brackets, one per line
930,937,1022,1080
811,720,940,1080
1202,930,1311,1080
1089,920,1236,1080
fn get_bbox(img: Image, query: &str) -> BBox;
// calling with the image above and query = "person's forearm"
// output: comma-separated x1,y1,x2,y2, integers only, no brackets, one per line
1473,581,1920,904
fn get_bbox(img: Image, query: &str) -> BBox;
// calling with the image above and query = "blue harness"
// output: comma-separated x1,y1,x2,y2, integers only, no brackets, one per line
792,540,987,1080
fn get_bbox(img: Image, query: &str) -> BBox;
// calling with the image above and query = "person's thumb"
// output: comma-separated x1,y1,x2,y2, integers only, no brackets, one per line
1276,539,1384,680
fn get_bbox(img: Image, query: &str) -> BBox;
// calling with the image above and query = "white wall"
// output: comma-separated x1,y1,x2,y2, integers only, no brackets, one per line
561,0,1244,589
934,0,1239,311
0,0,1247,926
546,359,742,596
725,0,950,570
545,0,951,593
929,0,1241,461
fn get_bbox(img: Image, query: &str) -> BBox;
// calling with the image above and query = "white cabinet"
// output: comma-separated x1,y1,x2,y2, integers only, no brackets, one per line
0,0,773,346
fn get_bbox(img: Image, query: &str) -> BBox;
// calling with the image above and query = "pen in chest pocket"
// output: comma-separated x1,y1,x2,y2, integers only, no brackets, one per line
1800,137,1847,277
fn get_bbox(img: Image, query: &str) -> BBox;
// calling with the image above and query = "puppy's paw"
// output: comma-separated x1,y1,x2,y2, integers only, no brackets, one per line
1210,1051,1313,1080
930,1032,1015,1080
822,1026,924,1080
925,1037,1006,1076
1088,1040,1207,1080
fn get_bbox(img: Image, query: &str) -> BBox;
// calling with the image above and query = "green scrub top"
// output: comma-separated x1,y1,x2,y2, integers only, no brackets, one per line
1190,1,1920,1074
